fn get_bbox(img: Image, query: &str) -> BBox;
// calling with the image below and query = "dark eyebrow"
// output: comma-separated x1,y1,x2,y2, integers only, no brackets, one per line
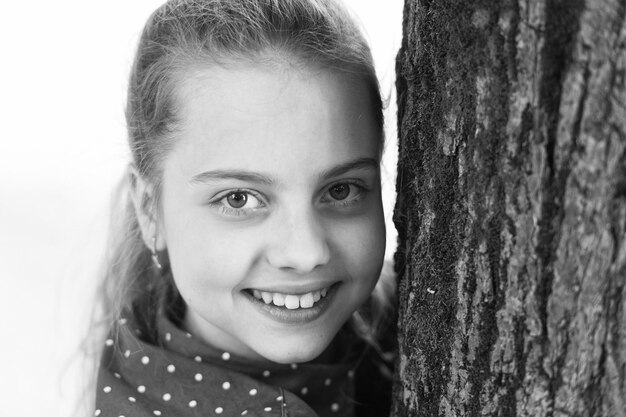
189,170,274,185
318,157,379,180
189,157,379,186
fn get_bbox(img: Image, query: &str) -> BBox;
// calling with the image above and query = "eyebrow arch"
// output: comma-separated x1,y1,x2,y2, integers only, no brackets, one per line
189,157,379,186
318,157,379,180
190,170,274,185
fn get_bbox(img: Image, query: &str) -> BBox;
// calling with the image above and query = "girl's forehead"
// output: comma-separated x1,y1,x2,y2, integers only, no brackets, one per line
165,62,380,182
176,60,363,110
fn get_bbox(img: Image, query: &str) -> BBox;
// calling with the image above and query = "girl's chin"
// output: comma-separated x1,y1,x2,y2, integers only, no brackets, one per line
251,337,332,364
253,339,331,364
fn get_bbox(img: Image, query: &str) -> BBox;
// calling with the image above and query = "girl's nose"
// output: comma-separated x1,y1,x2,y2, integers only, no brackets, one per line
265,208,330,274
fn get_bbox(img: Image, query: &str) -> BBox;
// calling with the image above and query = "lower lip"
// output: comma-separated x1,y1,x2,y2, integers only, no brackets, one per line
243,283,340,325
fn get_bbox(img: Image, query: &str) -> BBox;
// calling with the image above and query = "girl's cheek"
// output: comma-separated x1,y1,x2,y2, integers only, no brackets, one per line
333,213,385,263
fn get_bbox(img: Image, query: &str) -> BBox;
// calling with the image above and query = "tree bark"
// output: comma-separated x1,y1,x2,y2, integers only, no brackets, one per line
392,0,626,416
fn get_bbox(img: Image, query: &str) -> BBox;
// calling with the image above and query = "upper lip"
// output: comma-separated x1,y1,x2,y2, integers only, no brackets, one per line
244,281,338,295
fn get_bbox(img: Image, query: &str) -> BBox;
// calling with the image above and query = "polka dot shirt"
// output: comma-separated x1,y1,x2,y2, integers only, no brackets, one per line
95,311,363,417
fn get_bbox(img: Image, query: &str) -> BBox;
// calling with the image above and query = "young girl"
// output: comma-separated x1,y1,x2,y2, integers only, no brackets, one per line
95,0,395,415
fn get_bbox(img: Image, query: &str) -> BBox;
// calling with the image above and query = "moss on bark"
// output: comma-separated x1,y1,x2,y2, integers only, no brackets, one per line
393,1,626,415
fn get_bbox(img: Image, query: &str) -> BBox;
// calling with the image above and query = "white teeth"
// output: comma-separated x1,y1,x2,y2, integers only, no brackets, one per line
261,292,273,304
300,293,314,308
249,286,332,309
272,293,285,306
284,295,300,309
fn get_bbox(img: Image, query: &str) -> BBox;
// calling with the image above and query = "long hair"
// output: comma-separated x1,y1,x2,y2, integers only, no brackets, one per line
95,0,392,365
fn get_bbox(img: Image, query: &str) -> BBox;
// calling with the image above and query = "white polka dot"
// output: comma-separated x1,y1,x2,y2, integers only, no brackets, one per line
153,411,162,416
119,318,127,325
105,339,114,347
290,363,298,370
141,356,150,365
262,370,270,377
264,407,272,412
167,364,175,373
347,370,355,378
249,388,257,396
215,407,224,414
276,395,283,402
162,393,171,401
114,372,121,379
331,403,340,412
137,385,146,393
301,387,308,395
325,378,332,386
124,350,131,358
221,352,231,361
165,332,171,342
185,332,192,338
194,373,203,382
222,382,231,390
189,400,197,408
94,410,101,416
103,386,112,393
128,397,136,403
194,356,202,363
241,411,248,416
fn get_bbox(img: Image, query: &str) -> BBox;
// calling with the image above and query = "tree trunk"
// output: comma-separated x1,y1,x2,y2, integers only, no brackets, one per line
392,0,626,416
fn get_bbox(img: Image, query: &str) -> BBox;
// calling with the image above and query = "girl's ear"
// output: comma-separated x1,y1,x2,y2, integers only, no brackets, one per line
128,164,166,251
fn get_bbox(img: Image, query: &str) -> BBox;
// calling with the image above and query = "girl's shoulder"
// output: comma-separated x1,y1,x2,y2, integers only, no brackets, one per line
343,259,396,416
351,317,396,417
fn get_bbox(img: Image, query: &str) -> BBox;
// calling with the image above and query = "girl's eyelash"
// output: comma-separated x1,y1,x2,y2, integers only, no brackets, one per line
207,189,266,216
322,181,370,207
207,182,369,216
215,205,252,216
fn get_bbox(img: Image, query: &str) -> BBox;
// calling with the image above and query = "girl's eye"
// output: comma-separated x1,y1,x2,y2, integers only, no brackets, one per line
209,190,265,216
226,191,249,208
328,184,350,200
321,182,367,206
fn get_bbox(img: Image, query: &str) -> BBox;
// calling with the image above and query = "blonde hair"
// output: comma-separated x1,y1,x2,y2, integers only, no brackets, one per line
96,0,392,359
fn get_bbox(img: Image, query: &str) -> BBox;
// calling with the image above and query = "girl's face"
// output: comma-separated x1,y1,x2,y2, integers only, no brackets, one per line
159,62,385,363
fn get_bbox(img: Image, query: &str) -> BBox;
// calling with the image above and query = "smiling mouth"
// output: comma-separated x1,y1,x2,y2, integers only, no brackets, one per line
246,286,331,310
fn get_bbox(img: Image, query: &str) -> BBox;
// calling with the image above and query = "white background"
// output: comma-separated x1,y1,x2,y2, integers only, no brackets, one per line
0,1,403,415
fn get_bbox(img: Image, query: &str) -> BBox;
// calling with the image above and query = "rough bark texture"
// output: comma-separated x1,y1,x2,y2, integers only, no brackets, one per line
392,0,626,416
